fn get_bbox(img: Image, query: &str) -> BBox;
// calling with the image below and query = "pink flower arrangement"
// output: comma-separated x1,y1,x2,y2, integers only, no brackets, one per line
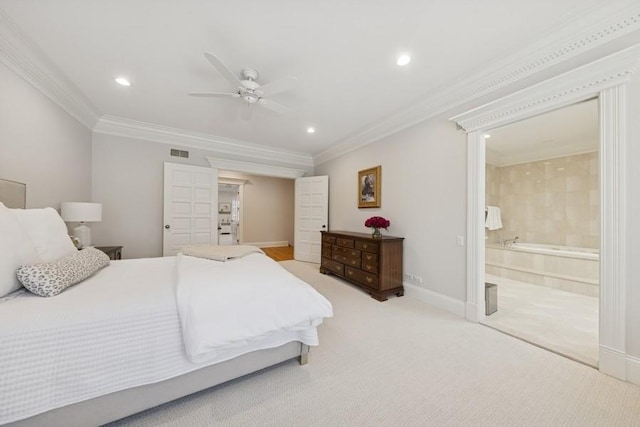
364,216,390,230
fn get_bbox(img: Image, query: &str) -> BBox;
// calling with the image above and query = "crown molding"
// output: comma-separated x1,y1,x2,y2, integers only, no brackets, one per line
313,2,640,165
450,44,640,132
0,9,99,129
94,115,314,171
206,156,307,179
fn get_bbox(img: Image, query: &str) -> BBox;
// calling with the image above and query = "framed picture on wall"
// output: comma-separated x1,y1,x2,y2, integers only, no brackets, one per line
218,202,231,213
358,165,381,208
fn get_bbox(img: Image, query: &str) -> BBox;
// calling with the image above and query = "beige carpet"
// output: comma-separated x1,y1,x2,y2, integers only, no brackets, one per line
109,261,640,426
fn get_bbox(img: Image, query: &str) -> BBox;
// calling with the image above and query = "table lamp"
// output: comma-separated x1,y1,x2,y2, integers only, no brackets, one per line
60,202,102,248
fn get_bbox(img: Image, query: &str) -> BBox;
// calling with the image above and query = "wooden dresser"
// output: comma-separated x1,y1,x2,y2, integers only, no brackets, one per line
320,230,404,301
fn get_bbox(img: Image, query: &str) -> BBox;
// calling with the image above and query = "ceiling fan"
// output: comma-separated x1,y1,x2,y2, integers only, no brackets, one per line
189,52,297,117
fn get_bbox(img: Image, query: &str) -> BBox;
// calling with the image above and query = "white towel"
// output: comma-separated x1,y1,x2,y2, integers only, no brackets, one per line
485,206,503,230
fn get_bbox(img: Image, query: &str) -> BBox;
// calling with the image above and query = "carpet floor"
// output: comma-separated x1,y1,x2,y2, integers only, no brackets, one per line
109,261,640,426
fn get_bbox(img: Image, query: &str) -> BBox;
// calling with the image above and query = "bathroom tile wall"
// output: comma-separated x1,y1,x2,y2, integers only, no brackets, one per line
486,151,599,248
485,164,501,243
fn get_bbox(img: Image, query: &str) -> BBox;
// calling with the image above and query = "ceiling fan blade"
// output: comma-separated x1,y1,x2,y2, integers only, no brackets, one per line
258,98,291,115
203,52,242,88
188,92,240,98
259,77,298,97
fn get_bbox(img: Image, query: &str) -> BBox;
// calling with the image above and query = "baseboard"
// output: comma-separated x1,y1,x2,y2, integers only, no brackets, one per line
599,345,627,380
244,241,289,248
404,282,465,317
626,355,640,385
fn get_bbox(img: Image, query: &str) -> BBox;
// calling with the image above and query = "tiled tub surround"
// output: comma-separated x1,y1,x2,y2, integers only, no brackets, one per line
485,152,599,249
485,243,599,297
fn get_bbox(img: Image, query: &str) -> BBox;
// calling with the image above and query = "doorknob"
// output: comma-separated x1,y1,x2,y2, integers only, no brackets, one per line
165,225,170,229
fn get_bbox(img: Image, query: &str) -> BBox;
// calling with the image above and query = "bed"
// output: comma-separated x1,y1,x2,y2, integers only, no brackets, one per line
0,180,333,426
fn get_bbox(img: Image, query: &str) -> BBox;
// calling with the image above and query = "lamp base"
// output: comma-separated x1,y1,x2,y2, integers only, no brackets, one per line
73,224,92,248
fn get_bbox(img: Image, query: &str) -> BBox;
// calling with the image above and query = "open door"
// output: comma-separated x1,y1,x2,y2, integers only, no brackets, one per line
163,163,218,256
294,175,329,263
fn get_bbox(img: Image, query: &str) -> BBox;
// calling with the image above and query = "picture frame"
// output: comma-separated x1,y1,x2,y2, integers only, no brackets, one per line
358,165,381,208
218,202,231,214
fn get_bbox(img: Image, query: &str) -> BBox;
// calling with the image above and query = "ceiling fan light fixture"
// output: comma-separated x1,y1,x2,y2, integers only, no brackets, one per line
306,127,316,134
242,93,259,104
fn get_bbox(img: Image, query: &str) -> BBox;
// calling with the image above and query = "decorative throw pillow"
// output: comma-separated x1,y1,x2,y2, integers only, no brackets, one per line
0,203,41,297
10,207,77,263
17,247,110,297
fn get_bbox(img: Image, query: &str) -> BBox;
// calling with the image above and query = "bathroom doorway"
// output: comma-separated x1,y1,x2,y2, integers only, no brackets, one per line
218,183,240,246
481,99,600,367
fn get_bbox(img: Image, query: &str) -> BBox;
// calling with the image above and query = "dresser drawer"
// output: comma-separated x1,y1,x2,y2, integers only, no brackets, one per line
345,267,379,288
332,245,360,258
322,245,332,257
336,237,354,248
322,234,336,244
355,240,379,253
321,258,344,275
362,252,378,264
361,260,378,273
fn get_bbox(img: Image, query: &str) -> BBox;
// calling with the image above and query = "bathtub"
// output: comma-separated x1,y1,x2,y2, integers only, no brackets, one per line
509,242,599,261
485,242,600,297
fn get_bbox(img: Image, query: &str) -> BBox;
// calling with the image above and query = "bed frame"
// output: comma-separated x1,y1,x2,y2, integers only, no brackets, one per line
1,178,311,426
9,343,309,427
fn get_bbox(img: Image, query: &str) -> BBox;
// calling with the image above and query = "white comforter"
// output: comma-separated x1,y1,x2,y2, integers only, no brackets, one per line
176,253,333,363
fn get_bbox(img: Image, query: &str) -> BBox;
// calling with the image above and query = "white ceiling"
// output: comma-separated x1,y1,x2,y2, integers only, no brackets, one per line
485,98,599,166
0,1,635,158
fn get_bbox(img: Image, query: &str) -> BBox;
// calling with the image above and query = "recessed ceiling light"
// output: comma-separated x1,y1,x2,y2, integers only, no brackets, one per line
306,127,315,134
396,54,411,66
115,77,131,87
484,134,491,138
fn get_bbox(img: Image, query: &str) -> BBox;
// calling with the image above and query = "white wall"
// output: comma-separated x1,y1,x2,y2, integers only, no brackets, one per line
315,116,467,301
0,62,91,208
242,175,294,246
92,133,295,258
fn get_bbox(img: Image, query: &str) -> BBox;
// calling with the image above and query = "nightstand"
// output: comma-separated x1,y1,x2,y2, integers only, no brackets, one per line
95,246,123,260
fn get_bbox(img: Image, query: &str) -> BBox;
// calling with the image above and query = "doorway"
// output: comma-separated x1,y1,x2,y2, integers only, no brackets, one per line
218,183,239,246
481,99,600,367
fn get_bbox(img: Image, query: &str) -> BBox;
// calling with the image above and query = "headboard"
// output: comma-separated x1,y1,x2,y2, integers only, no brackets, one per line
0,178,26,208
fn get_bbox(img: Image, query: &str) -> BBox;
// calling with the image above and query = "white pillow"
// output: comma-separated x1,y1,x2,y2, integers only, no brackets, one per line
10,207,77,263
0,203,40,297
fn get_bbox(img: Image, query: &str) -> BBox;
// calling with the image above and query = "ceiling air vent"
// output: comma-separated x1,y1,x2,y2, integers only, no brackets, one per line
170,149,189,158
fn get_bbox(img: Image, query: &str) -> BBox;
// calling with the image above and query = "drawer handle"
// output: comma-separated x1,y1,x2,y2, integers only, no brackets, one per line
362,244,368,249
351,260,357,265
366,277,373,283
366,255,372,260
347,271,353,276
335,266,341,272
365,265,372,270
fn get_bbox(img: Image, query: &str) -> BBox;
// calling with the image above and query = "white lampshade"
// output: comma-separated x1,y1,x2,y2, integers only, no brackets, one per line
60,202,102,248
61,202,102,222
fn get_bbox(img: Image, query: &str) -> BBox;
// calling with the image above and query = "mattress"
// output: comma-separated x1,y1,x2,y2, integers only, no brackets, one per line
0,256,322,424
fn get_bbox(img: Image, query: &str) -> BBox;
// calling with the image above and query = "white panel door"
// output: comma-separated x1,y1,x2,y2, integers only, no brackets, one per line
163,163,218,256
294,175,329,263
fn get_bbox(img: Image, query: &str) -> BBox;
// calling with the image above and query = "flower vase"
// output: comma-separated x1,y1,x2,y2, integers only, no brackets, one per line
372,228,382,239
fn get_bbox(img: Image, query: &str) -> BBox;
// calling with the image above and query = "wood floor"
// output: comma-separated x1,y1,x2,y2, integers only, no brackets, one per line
262,245,294,261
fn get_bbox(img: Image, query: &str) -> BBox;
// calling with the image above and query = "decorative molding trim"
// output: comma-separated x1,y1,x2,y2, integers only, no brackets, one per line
314,3,640,165
600,345,628,380
94,116,314,171
245,241,289,248
206,156,308,179
451,44,640,132
598,85,627,380
466,131,486,322
0,9,99,128
626,355,640,385
460,64,631,380
404,282,466,317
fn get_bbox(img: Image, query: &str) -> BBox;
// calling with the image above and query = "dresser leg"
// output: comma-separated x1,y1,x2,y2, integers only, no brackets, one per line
396,290,404,297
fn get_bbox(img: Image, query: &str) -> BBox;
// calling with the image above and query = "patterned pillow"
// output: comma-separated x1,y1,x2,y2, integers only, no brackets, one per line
17,247,110,297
